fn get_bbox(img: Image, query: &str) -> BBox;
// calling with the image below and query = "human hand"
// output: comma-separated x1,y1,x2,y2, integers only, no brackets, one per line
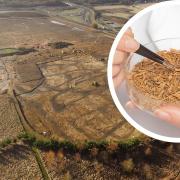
126,101,180,128
113,30,180,128
154,105,180,128
113,28,139,88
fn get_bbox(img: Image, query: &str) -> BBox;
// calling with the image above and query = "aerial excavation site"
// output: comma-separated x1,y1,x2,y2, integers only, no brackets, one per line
0,0,179,179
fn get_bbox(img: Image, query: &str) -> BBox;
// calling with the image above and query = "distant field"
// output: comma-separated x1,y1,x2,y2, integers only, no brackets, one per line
57,8,85,24
0,0,67,8
103,12,132,19
94,3,153,15
94,3,153,11
93,3,154,32
94,5,132,10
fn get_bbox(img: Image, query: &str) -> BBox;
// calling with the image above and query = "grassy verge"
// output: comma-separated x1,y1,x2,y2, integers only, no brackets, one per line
32,147,50,180
0,132,141,155
18,132,141,153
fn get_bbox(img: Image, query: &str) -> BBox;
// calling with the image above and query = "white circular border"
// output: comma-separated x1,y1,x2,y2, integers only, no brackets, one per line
107,1,180,143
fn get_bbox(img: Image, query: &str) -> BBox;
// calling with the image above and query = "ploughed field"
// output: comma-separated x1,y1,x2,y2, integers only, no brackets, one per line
0,144,42,180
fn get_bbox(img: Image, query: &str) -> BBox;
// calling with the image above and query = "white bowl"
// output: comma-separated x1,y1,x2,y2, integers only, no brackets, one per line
125,38,180,113
116,38,180,139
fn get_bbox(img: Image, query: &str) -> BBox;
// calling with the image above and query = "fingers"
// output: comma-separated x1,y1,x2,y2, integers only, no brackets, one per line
113,27,137,89
124,28,134,37
125,101,137,109
112,47,128,89
113,50,128,65
113,69,125,89
112,64,122,77
154,105,180,128
117,35,140,53
112,49,128,80
125,102,180,128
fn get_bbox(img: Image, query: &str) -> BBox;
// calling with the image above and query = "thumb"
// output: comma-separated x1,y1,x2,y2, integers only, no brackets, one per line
154,105,180,128
117,35,139,53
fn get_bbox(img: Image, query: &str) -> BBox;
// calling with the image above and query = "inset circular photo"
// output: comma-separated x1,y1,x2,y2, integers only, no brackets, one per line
108,1,180,143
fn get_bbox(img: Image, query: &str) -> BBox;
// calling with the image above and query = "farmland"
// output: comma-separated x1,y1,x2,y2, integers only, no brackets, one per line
0,0,179,179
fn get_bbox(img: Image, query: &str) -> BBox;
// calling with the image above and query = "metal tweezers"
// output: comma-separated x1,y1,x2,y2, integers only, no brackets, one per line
136,44,164,64
135,44,174,69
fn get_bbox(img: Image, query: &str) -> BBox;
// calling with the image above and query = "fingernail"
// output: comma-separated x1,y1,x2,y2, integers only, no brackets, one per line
125,38,139,51
126,101,135,109
154,109,172,121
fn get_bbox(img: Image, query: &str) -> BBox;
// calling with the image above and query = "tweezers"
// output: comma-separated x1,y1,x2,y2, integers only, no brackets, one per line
135,44,175,69
135,44,165,64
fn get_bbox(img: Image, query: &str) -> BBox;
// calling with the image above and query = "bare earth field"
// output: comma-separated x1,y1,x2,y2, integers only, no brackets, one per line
0,144,42,180
41,146,180,180
0,2,179,179
0,95,23,141
0,10,140,141
93,3,153,32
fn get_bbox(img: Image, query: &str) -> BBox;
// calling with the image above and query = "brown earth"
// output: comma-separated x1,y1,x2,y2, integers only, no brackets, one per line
41,142,180,180
16,51,138,141
0,3,179,180
0,95,23,141
0,143,43,180
0,10,141,141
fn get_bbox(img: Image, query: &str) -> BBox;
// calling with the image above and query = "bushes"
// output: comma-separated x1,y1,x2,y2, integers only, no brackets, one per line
33,140,52,150
92,22,98,29
18,132,36,145
33,139,77,152
18,132,141,153
18,132,57,150
0,136,23,149
121,158,135,173
18,132,77,152
84,140,108,151
118,139,141,151
0,138,12,148
59,140,77,152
